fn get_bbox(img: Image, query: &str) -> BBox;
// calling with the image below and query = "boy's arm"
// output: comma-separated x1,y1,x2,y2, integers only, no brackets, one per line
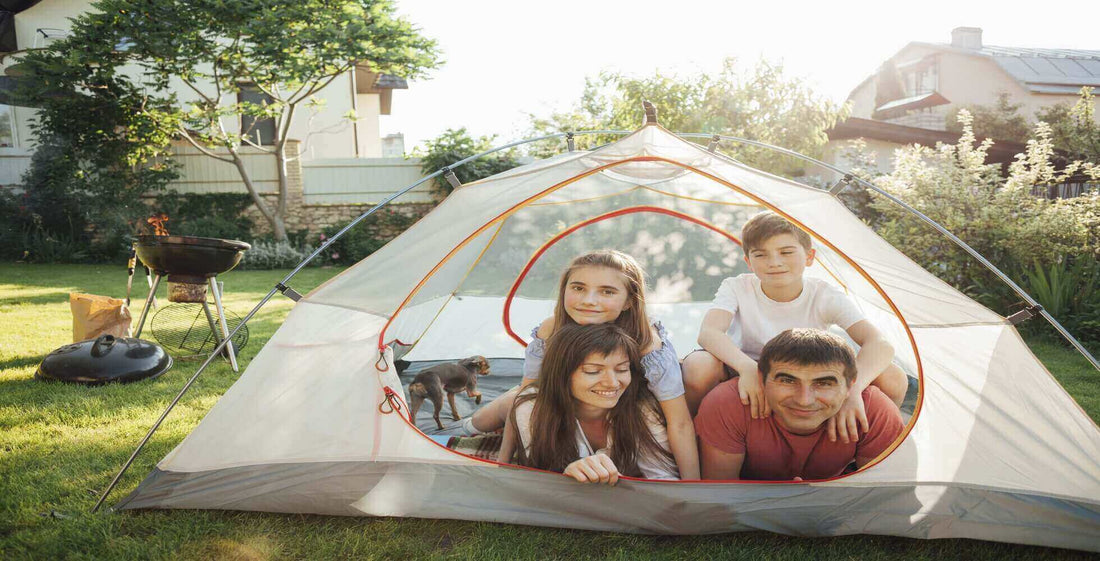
657,396,699,480
697,309,768,418
829,320,895,443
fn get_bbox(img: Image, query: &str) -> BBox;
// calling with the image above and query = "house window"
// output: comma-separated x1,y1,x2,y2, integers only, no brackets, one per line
903,61,939,96
0,104,15,147
238,86,276,145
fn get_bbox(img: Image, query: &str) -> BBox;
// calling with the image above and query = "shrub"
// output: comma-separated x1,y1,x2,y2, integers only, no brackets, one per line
151,192,255,241
237,240,319,270
319,208,419,265
1,142,179,263
1012,256,1100,343
416,128,520,198
17,226,90,264
862,110,1100,344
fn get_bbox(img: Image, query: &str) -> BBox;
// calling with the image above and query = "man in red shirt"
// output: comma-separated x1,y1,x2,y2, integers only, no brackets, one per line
695,328,904,481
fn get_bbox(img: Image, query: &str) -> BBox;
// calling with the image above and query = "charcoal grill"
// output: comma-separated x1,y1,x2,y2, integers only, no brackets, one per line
132,235,251,371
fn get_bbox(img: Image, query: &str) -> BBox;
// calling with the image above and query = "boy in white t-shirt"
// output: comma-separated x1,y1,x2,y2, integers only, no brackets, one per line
682,211,909,443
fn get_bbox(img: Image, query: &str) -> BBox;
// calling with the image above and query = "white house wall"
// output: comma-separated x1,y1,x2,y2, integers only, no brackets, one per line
301,157,428,204
355,92,383,158
8,0,90,150
9,0,377,163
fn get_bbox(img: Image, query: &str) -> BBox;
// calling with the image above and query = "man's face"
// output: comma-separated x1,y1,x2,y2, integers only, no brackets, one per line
763,360,851,435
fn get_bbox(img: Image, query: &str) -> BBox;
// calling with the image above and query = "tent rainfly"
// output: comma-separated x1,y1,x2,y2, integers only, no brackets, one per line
111,121,1100,552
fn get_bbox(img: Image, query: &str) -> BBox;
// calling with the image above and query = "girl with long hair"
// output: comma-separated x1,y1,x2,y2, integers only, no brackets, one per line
509,323,677,483
470,249,698,479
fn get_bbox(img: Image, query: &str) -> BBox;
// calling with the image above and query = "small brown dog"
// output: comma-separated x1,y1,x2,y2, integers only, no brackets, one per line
407,356,490,430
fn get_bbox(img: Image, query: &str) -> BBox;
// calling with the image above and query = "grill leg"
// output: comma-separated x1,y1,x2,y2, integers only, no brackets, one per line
133,274,162,339
209,278,239,372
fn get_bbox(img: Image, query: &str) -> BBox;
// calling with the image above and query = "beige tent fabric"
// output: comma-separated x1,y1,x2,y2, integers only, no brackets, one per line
122,124,1100,551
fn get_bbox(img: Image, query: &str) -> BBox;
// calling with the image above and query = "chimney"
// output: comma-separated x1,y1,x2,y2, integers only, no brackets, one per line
951,27,982,49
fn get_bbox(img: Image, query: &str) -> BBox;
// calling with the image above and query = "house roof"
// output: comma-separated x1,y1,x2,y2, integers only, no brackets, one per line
851,40,1100,100
911,41,1100,93
873,91,950,118
373,74,408,89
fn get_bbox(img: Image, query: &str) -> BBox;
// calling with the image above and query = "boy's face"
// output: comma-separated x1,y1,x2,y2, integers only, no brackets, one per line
762,360,851,435
744,233,815,291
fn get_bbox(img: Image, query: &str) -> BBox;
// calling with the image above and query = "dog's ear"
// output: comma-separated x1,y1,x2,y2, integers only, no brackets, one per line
476,356,490,374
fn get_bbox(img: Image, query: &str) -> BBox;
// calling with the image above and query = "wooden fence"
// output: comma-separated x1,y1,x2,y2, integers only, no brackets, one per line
301,157,431,204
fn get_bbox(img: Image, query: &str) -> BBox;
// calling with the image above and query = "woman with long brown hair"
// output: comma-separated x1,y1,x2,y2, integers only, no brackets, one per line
507,322,677,483
470,249,699,479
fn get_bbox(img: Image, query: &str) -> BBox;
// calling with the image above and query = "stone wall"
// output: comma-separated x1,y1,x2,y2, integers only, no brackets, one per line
238,147,435,238
245,193,435,238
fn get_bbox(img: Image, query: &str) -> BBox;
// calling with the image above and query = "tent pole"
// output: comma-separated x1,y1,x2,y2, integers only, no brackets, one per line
273,130,633,290
90,131,633,512
678,132,1098,371
91,288,280,513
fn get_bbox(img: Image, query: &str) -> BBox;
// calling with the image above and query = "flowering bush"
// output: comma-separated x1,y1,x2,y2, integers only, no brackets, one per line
851,110,1099,343
237,240,319,270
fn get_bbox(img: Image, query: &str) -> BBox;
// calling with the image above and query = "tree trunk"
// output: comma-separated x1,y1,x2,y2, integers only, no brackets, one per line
275,142,289,220
229,149,288,241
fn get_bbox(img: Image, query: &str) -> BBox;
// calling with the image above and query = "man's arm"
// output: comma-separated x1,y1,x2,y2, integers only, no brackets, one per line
700,441,745,480
697,309,768,418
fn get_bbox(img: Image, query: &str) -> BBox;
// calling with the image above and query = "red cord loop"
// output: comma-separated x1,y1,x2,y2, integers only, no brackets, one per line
375,347,390,372
379,387,403,415
378,397,394,414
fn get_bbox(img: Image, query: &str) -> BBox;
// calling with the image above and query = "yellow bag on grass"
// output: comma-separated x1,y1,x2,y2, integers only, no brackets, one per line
70,293,132,342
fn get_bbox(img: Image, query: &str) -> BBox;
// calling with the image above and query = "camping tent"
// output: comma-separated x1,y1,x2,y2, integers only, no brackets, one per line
113,122,1100,551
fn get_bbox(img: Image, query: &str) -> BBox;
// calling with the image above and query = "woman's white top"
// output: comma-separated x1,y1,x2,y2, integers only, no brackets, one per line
512,388,679,480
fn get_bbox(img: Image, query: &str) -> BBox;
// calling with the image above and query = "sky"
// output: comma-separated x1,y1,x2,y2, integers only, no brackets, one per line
379,0,1100,153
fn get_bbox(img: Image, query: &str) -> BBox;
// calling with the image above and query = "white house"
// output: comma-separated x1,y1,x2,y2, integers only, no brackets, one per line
826,27,1100,175
0,0,417,195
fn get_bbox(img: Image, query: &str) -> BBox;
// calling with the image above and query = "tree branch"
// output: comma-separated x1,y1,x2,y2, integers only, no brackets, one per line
177,127,235,163
289,67,349,105
240,133,275,153
180,76,216,105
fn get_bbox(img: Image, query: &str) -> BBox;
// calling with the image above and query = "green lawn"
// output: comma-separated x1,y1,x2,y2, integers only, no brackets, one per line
1,264,1097,560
